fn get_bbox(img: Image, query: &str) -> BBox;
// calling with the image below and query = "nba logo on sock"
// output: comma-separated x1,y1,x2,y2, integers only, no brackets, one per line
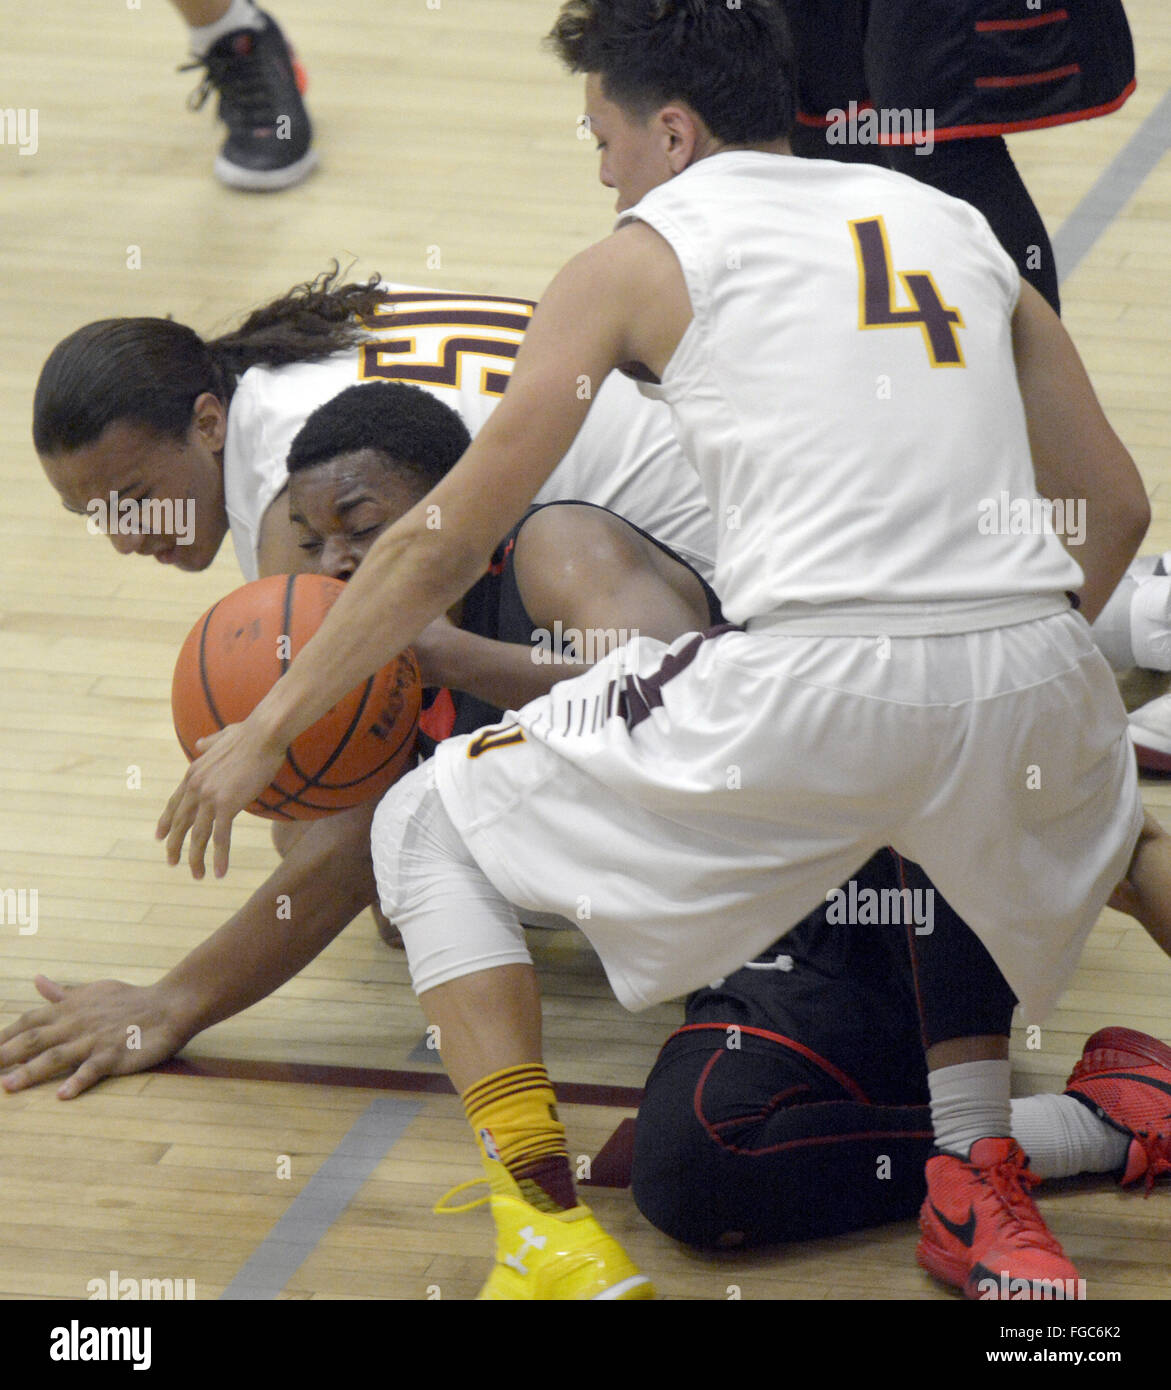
478,1127,501,1161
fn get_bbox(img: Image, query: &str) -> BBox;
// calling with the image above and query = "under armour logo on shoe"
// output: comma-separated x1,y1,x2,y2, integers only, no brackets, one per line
503,1225,548,1275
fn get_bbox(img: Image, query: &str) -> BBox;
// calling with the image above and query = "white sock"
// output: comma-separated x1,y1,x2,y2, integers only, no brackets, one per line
1010,1093,1131,1180
928,1059,1012,1158
188,0,263,57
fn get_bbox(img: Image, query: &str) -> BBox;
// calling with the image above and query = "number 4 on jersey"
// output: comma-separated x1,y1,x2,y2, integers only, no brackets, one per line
849,216,965,367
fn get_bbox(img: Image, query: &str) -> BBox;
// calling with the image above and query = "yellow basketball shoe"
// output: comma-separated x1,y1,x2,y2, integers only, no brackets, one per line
436,1161,655,1301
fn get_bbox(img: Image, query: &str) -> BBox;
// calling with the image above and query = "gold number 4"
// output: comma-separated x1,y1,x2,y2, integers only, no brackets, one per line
849,216,965,367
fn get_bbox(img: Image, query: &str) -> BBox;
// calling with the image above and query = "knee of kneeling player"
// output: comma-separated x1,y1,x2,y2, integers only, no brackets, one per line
630,1142,729,1248
631,1132,827,1251
629,1091,762,1249
630,1047,825,1249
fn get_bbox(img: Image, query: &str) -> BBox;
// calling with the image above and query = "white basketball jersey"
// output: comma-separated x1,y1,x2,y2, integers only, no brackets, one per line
617,153,1083,629
222,283,715,582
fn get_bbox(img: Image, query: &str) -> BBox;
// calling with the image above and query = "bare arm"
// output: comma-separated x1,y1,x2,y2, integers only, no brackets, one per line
0,520,380,1100
1012,280,1149,624
416,503,713,711
412,619,569,711
513,502,712,648
159,796,381,1033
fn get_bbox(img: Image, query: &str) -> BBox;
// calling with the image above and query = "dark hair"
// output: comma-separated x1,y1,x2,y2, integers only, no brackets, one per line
32,264,390,456
286,382,472,494
547,0,795,143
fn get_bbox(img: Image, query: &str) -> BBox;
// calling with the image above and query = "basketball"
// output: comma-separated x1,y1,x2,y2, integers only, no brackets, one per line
171,573,421,820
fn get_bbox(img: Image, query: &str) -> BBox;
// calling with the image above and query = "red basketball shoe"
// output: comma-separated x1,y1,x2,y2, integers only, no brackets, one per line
1065,1027,1171,1192
918,1138,1083,1300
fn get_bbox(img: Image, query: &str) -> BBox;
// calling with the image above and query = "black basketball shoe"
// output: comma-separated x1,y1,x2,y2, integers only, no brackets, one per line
182,10,316,191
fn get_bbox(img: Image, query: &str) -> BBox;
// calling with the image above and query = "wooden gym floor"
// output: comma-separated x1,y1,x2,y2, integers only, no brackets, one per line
1,1,1169,1303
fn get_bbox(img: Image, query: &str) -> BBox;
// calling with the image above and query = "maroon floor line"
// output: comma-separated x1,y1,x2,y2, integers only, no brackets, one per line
155,1055,644,1109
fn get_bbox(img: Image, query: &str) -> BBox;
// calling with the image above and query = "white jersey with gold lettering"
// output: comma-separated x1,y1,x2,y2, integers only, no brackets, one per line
617,153,1083,631
222,283,715,582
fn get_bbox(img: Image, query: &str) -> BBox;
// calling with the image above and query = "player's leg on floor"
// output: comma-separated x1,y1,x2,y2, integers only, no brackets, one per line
633,848,1153,1252
372,764,653,1301
1010,1091,1130,1182
633,1032,934,1247
174,0,316,191
632,848,1118,1253
900,857,1081,1298
633,851,939,1246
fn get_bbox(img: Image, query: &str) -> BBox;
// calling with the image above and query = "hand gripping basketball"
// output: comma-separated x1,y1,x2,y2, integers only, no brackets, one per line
171,574,421,819
161,574,422,878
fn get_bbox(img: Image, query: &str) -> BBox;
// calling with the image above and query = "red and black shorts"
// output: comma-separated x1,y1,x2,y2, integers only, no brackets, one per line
629,849,1018,1248
781,0,1135,144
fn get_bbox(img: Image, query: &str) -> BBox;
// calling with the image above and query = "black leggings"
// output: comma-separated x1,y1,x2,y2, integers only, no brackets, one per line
632,1031,935,1246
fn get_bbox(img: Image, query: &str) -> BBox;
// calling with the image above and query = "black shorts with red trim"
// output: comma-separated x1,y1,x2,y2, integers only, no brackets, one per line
782,0,1135,142
630,848,1017,1248
631,1027,936,1247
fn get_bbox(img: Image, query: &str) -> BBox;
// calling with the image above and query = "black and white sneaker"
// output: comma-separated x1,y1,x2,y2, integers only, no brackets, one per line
182,10,317,191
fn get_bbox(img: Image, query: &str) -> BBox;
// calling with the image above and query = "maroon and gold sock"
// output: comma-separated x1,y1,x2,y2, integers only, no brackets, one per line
463,1063,577,1212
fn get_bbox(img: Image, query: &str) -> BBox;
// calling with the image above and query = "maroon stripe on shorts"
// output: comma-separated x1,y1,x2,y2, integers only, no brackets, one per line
621,623,740,732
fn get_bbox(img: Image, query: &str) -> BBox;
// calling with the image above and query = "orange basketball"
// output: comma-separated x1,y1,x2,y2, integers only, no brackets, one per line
171,573,421,820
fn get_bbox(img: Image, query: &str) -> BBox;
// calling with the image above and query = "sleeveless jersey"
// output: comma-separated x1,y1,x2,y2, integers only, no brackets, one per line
222,283,715,583
617,153,1083,631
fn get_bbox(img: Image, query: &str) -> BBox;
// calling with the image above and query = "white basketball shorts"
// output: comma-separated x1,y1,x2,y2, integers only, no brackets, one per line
373,609,1142,1023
